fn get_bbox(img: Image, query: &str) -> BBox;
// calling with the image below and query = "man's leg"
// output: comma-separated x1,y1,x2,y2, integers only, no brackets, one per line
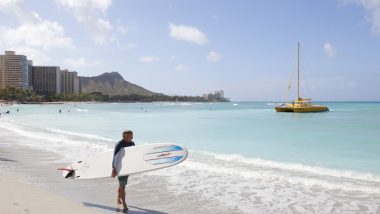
119,185,127,209
117,176,129,210
117,186,122,204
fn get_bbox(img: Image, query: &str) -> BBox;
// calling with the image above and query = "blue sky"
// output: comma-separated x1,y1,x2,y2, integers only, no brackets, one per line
0,0,379,101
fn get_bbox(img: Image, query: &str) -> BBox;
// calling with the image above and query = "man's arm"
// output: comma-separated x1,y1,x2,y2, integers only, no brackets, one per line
111,142,121,177
111,167,117,178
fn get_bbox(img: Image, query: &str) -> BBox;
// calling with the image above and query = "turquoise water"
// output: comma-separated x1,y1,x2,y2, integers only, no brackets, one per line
1,102,380,175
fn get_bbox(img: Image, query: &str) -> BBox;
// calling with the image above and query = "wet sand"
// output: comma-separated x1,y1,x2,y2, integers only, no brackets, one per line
0,134,241,214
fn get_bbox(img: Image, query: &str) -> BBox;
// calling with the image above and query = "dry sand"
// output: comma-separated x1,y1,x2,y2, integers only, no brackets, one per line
0,171,104,214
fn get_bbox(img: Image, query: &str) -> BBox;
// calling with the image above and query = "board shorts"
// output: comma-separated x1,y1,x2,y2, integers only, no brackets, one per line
118,175,129,186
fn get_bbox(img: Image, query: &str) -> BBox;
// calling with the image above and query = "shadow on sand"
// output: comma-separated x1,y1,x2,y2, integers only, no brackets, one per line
0,157,18,162
83,202,168,214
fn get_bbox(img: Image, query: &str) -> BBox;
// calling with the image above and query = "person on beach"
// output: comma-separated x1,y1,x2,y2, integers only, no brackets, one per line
111,130,135,210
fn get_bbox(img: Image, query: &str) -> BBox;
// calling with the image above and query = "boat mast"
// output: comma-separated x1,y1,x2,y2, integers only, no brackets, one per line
297,43,300,101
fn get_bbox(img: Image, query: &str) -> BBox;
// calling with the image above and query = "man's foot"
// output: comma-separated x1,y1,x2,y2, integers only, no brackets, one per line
116,208,128,213
123,203,128,210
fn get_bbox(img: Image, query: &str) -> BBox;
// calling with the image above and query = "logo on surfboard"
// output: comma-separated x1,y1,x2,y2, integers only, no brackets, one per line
158,152,171,157
144,145,187,165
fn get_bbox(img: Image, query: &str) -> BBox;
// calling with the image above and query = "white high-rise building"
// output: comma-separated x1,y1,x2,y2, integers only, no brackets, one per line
0,51,28,89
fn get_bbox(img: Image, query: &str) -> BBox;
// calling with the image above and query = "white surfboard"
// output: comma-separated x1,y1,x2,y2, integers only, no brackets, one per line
58,144,188,179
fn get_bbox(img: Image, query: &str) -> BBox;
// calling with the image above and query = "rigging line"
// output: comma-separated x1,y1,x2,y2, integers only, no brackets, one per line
284,70,293,102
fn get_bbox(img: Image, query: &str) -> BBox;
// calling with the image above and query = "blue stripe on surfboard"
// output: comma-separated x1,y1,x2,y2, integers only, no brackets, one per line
146,156,183,165
147,145,184,154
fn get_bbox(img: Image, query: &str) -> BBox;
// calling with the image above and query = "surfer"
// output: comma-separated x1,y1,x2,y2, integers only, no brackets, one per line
111,130,135,211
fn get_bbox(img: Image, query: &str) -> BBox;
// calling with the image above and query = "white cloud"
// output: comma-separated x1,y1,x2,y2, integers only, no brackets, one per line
0,0,74,50
10,46,52,65
176,64,190,72
139,56,160,63
207,51,222,62
55,0,115,45
323,42,337,58
63,57,103,69
0,0,19,7
0,0,35,22
346,0,380,34
1,19,74,50
169,23,208,45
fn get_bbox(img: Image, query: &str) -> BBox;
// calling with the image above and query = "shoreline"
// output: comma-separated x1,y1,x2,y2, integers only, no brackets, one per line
2,100,230,105
0,131,241,214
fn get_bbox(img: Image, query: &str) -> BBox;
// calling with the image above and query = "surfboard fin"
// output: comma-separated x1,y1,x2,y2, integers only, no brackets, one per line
65,170,75,178
57,168,75,179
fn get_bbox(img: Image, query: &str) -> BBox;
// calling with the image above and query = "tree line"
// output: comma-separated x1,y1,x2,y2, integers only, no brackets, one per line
0,87,214,103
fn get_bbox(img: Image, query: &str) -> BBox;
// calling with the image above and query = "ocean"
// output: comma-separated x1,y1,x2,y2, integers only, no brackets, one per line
1,102,380,213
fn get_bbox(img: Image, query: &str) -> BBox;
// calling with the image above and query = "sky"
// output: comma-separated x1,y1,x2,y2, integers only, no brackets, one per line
0,0,380,101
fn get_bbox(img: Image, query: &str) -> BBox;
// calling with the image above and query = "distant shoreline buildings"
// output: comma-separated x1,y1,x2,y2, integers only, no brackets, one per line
203,90,229,102
0,51,79,94
0,50,228,101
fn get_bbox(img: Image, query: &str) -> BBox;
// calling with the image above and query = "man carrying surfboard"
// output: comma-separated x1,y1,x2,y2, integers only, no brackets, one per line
111,130,135,210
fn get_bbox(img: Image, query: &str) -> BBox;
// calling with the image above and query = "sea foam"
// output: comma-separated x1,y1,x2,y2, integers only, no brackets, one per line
0,119,112,161
148,151,380,213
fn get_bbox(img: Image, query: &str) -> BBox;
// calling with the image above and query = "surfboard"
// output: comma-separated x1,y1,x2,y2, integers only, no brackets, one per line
58,144,188,179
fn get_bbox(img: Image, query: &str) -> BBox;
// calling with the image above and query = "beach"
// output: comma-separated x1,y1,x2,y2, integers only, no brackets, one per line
1,102,380,213
0,171,103,214
0,130,240,214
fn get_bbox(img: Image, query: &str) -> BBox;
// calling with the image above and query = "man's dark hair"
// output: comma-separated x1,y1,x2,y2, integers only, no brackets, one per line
123,130,133,135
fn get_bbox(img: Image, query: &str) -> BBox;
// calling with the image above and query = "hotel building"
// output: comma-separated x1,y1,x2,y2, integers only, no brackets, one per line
32,66,61,94
61,69,80,94
0,51,28,89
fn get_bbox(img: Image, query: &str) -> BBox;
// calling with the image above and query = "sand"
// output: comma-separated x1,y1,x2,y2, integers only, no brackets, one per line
0,133,242,214
0,171,104,214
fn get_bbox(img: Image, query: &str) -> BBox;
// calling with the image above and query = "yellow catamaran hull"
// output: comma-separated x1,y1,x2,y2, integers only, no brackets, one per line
293,105,329,113
275,104,294,112
275,103,329,113
275,104,329,113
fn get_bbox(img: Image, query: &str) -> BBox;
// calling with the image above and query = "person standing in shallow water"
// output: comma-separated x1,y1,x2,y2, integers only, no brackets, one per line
111,130,135,211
